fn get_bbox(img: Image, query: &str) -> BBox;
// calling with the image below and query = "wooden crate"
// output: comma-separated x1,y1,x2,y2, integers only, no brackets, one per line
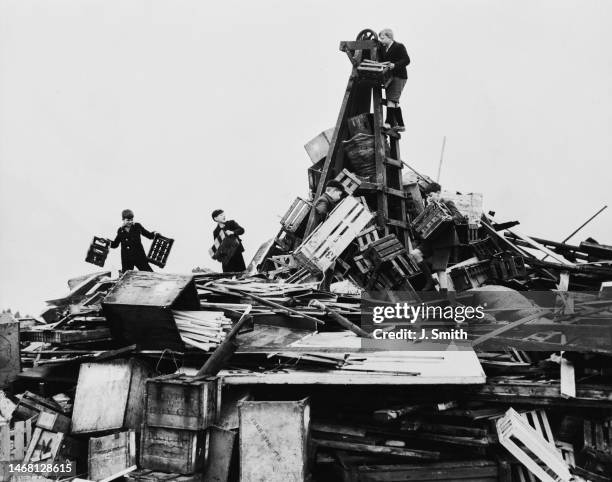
72,359,152,434
126,469,203,481
239,399,310,482
450,260,492,292
364,234,405,268
85,236,110,267
356,226,380,252
334,169,362,195
147,233,174,269
88,430,137,481
280,197,311,233
145,374,219,430
140,426,207,474
411,201,453,240
304,127,334,164
294,197,373,273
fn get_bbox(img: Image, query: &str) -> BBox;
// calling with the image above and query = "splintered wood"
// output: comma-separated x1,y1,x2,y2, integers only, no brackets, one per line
173,311,232,352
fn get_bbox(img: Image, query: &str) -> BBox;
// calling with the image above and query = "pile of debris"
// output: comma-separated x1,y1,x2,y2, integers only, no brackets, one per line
2,29,612,482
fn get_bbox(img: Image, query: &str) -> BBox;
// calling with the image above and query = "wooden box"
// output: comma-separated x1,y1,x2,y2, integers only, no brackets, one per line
147,233,174,269
85,236,110,267
102,271,200,351
280,197,311,233
140,426,208,475
145,374,219,430
88,430,137,481
304,127,334,164
239,398,310,482
71,359,152,434
294,197,373,273
411,201,453,240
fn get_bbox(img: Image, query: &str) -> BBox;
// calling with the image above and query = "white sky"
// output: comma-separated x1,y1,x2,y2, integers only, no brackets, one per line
1,0,611,315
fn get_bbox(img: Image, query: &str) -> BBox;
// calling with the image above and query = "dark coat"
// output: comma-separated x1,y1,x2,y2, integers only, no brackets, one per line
380,41,410,79
213,220,246,272
313,193,338,226
110,222,154,270
428,200,464,248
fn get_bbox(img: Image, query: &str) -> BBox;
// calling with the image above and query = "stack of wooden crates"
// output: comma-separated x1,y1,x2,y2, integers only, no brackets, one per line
139,374,220,479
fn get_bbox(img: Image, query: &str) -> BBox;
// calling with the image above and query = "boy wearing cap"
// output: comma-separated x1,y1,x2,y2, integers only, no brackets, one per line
109,209,156,272
211,209,246,273
313,180,345,227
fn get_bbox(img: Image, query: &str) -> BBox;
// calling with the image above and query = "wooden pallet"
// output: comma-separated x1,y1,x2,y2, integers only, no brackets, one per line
295,196,373,273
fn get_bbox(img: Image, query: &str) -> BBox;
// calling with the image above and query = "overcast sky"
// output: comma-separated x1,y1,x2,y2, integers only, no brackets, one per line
1,0,611,315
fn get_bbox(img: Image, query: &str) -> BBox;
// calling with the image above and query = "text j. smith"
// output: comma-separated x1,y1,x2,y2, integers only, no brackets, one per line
372,328,468,341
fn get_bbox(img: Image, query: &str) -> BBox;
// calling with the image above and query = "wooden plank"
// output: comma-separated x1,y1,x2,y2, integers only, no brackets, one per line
72,359,151,434
304,73,358,237
313,439,439,460
506,228,574,266
203,426,236,482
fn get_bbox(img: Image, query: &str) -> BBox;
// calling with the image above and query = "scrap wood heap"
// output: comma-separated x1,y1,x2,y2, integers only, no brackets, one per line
3,28,612,482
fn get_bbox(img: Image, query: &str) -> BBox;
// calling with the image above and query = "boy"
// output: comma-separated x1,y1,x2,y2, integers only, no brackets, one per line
378,28,411,131
313,180,345,227
109,209,156,272
411,183,465,292
211,209,246,272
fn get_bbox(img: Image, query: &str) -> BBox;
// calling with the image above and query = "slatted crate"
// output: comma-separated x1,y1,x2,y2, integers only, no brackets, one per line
584,419,612,461
449,260,492,292
470,236,501,260
85,236,110,267
496,408,570,482
0,417,35,465
334,169,362,195
411,201,453,240
355,225,380,252
357,60,392,85
20,327,112,344
490,254,527,280
364,234,405,269
456,222,482,244
280,197,312,233
294,196,373,273
353,254,373,274
147,233,174,268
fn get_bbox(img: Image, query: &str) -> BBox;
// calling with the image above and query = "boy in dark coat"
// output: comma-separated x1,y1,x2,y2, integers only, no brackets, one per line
411,183,465,291
211,209,246,272
313,180,345,227
378,28,410,131
109,209,156,272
